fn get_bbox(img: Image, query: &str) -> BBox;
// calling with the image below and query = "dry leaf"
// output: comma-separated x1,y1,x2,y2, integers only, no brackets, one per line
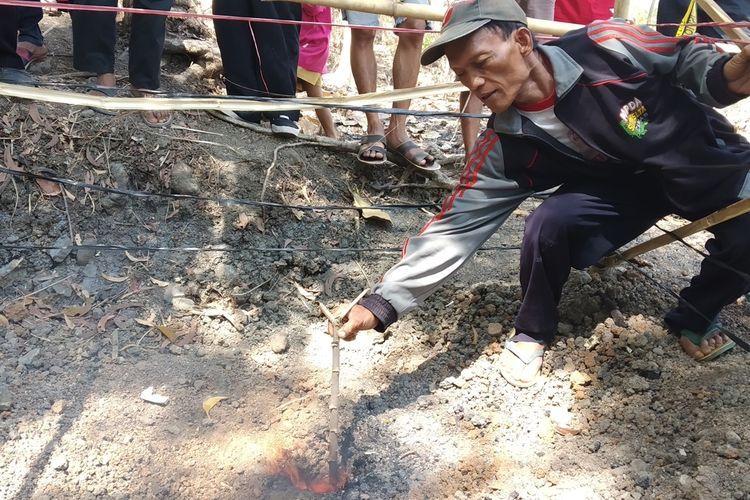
155,324,177,343
292,281,317,301
135,311,156,327
63,314,75,329
203,396,227,417
34,168,62,196
101,274,129,283
235,212,251,230
85,147,103,168
125,251,149,263
28,104,45,126
97,313,116,333
350,190,391,223
150,277,169,287
63,297,93,317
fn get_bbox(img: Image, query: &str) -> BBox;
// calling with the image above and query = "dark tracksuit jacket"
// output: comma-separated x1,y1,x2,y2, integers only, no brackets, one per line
361,20,750,335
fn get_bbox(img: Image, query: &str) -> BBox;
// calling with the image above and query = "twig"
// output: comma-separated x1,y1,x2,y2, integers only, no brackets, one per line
62,192,75,241
260,142,307,214
275,394,312,411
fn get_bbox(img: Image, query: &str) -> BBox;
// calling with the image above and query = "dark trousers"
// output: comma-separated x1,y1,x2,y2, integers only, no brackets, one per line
18,0,44,46
657,0,749,38
0,7,22,69
70,0,173,90
213,0,301,122
515,176,750,343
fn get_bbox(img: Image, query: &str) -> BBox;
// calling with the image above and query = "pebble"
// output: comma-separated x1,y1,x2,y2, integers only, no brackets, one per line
0,385,11,411
725,430,741,446
170,162,200,195
18,347,40,368
269,333,289,354
75,238,97,265
716,444,740,459
48,236,73,263
570,370,592,387
193,380,206,391
138,415,156,426
487,323,503,337
51,455,69,471
51,400,66,414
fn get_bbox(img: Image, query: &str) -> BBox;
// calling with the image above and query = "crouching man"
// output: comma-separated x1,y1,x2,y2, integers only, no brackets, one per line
340,0,750,386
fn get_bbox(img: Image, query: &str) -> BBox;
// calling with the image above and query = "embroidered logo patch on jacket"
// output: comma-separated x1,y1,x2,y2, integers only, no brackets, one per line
619,97,649,139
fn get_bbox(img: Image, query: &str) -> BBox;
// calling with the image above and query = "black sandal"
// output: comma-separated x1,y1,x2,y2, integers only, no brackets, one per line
357,134,387,165
387,140,441,172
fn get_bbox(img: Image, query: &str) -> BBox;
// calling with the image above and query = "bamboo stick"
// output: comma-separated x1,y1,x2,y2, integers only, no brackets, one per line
275,0,582,36
600,197,750,268
695,0,750,41
318,289,369,483
0,81,465,112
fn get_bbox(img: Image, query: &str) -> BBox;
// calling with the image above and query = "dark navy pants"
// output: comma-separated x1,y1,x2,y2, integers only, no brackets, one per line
0,7,22,69
18,0,44,47
70,0,173,90
515,175,750,343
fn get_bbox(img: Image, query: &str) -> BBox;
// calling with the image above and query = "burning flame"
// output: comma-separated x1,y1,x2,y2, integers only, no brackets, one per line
271,452,349,494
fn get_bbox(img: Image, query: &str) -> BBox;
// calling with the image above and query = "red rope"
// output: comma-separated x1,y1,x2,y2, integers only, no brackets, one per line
0,0,440,34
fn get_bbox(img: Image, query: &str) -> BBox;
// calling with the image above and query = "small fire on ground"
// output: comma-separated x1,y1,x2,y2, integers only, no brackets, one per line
270,452,349,494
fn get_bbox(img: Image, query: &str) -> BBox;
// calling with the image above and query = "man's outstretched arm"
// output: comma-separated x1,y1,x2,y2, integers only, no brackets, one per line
339,130,534,340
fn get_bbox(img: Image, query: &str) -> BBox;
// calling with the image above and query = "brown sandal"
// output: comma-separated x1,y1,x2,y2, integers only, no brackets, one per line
387,140,441,171
357,134,387,165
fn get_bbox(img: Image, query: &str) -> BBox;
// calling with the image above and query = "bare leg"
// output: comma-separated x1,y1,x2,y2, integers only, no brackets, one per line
301,79,339,139
350,27,384,160
385,18,434,168
459,91,483,162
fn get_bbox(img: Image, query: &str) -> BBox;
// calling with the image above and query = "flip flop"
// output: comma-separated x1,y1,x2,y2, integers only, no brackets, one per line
386,140,441,172
84,84,119,116
131,88,173,128
678,324,736,362
498,340,545,388
357,134,387,165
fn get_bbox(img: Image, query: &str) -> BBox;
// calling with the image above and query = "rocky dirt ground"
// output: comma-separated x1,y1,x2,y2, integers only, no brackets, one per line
1,10,749,500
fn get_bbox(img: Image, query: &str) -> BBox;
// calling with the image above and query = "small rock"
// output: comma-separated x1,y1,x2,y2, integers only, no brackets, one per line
630,458,649,472
269,333,289,354
82,262,98,278
18,347,40,368
140,386,169,406
601,330,614,343
570,370,592,387
487,323,503,337
48,236,73,263
75,237,97,265
717,444,740,459
558,322,573,335
193,380,206,391
611,309,627,328
170,162,200,195
168,344,183,355
50,455,68,471
51,400,66,414
0,385,12,411
138,415,156,426
725,430,741,446
172,297,195,311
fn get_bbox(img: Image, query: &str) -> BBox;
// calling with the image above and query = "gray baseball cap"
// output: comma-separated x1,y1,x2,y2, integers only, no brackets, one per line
421,0,528,65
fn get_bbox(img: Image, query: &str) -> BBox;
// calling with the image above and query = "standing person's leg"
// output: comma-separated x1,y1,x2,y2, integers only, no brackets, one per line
253,0,301,134
500,175,671,387
70,0,117,89
1,7,23,70
301,80,339,138
212,0,262,123
384,16,438,170
17,0,47,67
347,12,386,164
128,0,173,126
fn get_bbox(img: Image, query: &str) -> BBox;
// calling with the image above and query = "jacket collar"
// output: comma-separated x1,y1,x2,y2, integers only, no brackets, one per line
491,45,583,134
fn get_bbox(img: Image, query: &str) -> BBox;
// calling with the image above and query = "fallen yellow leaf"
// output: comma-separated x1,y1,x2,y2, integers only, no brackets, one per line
203,396,227,417
350,190,391,223
155,324,177,343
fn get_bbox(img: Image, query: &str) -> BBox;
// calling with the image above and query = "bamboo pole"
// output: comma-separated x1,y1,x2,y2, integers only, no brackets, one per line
600,197,750,268
317,288,369,484
0,81,465,112
695,0,750,42
275,0,582,36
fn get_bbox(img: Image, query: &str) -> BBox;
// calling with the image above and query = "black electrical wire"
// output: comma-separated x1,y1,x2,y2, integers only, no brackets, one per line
0,166,441,212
